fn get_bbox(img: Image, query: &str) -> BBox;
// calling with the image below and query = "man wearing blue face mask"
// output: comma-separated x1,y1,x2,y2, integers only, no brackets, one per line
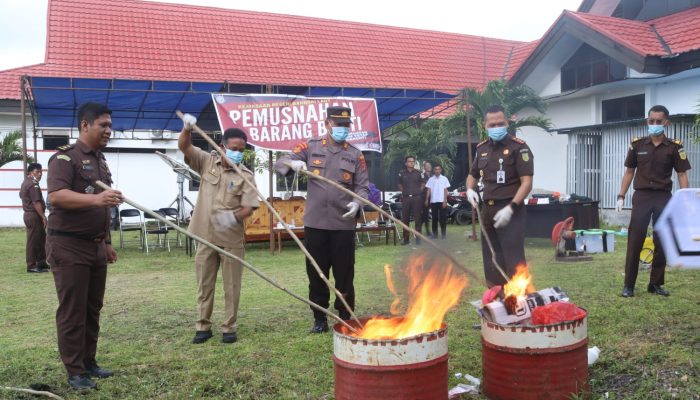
616,105,691,298
179,117,260,344
465,105,534,287
275,106,370,333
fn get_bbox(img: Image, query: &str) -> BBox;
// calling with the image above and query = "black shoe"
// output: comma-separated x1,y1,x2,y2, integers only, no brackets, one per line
27,267,45,273
310,319,329,334
621,287,634,298
647,284,670,297
222,332,238,344
339,311,351,321
192,330,213,344
87,363,113,379
68,374,96,390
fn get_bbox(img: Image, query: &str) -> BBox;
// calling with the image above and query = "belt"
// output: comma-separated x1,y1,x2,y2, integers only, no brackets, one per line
484,198,513,206
403,193,423,198
48,229,105,243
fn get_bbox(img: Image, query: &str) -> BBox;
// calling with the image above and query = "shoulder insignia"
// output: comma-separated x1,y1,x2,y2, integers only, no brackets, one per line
672,138,682,145
359,154,366,172
56,154,71,162
476,139,489,148
512,136,526,144
631,137,643,143
56,144,73,151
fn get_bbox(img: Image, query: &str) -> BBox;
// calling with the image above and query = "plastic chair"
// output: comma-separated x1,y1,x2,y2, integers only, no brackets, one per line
159,207,183,247
119,209,147,251
144,210,170,253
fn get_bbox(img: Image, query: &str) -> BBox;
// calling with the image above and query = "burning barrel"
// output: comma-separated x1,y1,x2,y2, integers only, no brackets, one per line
333,319,449,400
481,312,589,400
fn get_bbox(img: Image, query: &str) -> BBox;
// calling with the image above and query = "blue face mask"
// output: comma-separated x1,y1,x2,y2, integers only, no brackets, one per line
648,124,665,136
331,126,350,142
487,126,508,141
226,149,243,164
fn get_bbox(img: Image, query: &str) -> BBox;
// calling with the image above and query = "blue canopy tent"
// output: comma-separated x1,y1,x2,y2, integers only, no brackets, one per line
26,77,455,132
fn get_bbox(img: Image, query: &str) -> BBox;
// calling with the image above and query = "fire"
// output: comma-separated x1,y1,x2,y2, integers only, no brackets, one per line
350,255,468,340
503,265,535,300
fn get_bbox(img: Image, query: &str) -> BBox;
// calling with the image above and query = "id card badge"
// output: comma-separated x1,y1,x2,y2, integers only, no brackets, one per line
496,170,506,184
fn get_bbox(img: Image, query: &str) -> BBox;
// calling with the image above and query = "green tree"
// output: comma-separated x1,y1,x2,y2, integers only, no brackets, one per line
454,79,551,139
384,118,458,177
0,130,31,167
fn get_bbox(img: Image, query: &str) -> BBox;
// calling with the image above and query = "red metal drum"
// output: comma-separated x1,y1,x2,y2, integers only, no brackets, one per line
333,319,448,400
481,314,590,400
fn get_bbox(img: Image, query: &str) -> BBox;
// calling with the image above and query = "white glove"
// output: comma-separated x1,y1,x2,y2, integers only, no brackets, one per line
493,205,514,229
342,202,360,219
615,198,624,213
289,160,307,172
466,188,480,208
182,113,197,130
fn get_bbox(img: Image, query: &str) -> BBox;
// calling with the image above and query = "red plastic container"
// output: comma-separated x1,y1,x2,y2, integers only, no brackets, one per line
481,314,590,400
333,319,448,400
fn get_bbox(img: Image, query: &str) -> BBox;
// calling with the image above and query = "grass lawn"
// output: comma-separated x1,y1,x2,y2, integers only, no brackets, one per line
1,225,698,399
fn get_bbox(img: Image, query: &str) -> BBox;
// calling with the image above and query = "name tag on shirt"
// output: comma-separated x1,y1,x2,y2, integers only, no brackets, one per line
497,170,506,184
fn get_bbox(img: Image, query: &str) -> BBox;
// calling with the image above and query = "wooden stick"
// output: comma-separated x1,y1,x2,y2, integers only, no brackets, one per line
175,111,362,328
473,202,511,283
295,167,489,287
95,181,357,333
1,386,64,400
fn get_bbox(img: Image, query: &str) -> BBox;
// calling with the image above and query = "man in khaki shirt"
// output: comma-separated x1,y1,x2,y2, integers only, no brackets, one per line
179,114,259,344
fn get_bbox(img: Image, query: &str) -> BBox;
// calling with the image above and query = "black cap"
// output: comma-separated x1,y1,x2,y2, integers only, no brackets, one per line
327,106,352,124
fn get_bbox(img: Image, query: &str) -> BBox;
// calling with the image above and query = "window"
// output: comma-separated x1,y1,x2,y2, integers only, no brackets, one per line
602,94,645,123
561,44,627,91
43,135,69,150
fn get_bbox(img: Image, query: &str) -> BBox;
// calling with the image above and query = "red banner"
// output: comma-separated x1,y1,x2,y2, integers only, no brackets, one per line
212,94,381,153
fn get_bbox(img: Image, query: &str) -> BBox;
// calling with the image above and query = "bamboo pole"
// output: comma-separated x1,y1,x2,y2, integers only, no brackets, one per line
2,386,64,400
293,167,489,287
175,111,363,328
473,202,511,283
95,180,357,333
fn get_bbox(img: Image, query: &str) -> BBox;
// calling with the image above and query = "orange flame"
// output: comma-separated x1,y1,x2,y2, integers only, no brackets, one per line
383,264,402,315
503,264,535,300
352,255,468,340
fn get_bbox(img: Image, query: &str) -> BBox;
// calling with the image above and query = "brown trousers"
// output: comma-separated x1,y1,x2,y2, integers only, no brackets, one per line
195,245,244,333
401,195,423,242
23,212,46,269
623,190,670,288
48,235,107,376
480,199,527,287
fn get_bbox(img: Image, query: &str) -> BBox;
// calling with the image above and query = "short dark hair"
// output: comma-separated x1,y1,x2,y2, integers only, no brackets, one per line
485,105,506,117
223,128,248,144
433,163,443,170
77,102,112,126
648,105,669,118
27,163,42,173
404,155,415,162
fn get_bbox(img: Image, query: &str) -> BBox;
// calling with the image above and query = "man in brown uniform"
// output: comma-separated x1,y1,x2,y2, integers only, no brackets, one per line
20,162,49,273
275,106,370,333
46,102,122,390
179,114,260,344
616,105,691,298
466,105,534,287
398,155,425,245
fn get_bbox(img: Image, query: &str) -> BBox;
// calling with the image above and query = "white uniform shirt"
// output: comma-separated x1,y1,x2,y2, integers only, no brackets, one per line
426,175,450,203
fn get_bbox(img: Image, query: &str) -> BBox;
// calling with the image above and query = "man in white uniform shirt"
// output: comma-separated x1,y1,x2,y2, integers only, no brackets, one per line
425,164,450,239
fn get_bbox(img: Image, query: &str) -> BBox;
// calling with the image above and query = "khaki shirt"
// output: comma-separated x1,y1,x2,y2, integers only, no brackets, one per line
624,136,691,192
47,140,113,237
469,135,534,201
275,137,370,230
20,176,45,212
398,169,424,196
187,148,259,249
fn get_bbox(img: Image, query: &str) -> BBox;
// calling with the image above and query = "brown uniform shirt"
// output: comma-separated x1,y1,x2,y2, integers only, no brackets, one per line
187,148,260,249
20,176,45,212
398,169,424,196
275,137,370,230
47,140,113,237
624,136,691,191
469,135,534,201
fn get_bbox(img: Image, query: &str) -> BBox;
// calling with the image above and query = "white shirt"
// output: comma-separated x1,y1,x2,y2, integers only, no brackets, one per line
426,175,450,203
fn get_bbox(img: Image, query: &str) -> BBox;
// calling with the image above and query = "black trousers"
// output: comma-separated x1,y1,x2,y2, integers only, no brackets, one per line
624,190,671,288
304,227,356,320
47,235,107,376
401,195,423,242
23,212,46,269
480,200,526,287
430,203,448,238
